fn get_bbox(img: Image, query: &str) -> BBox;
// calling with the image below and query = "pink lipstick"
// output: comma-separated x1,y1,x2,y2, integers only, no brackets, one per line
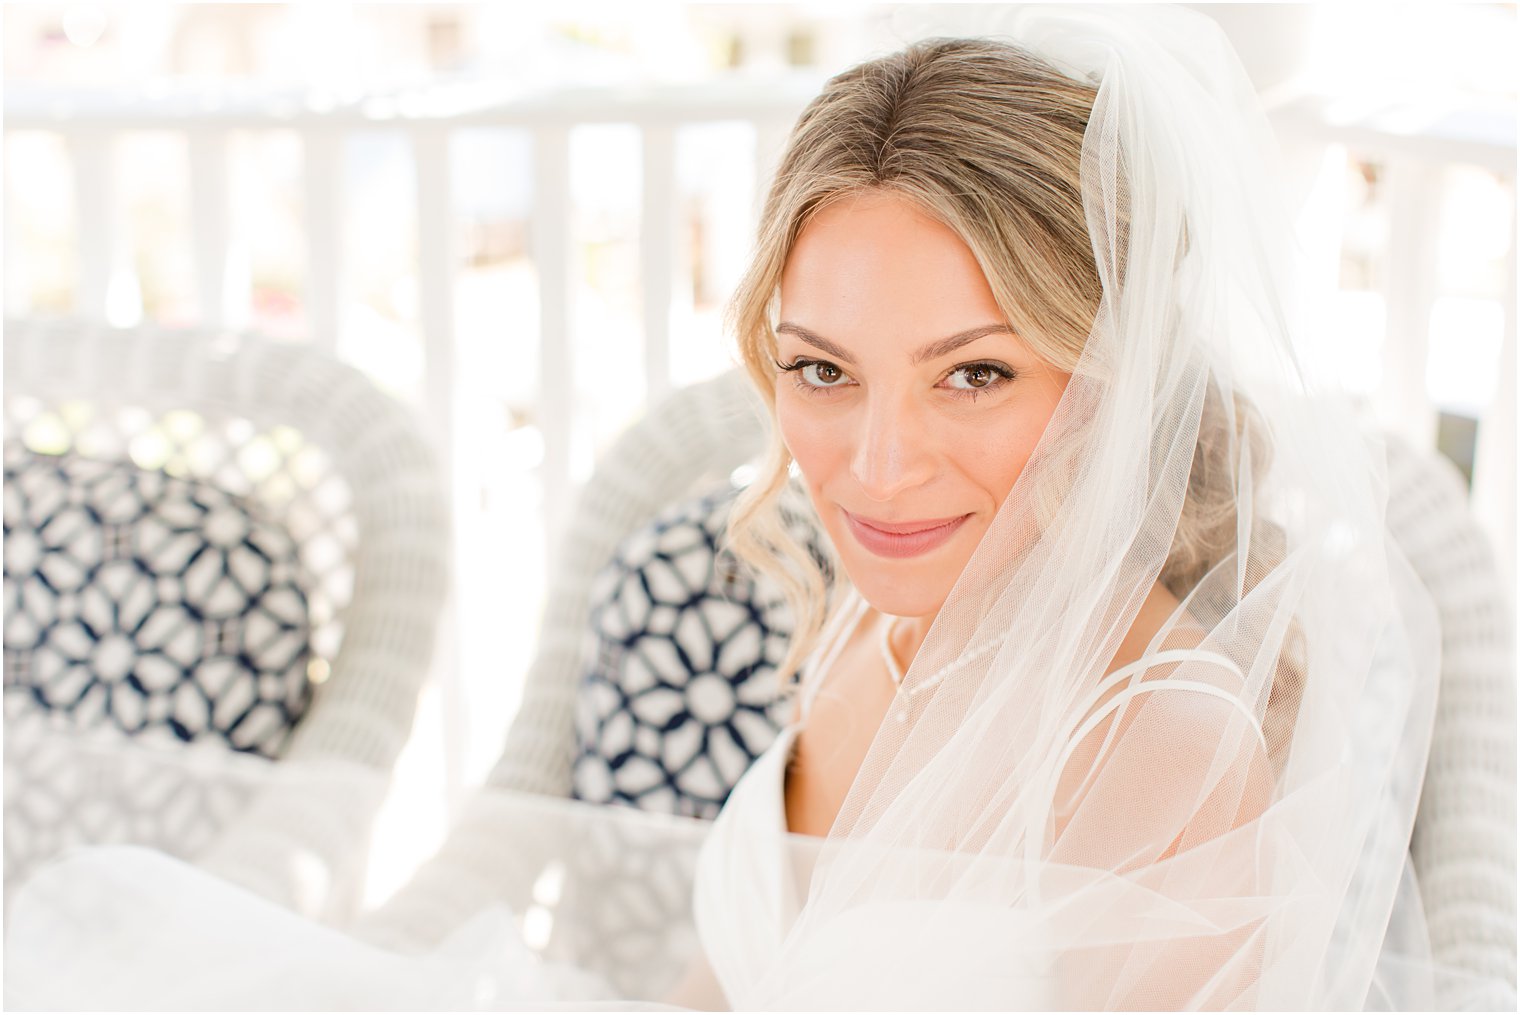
842,510,971,559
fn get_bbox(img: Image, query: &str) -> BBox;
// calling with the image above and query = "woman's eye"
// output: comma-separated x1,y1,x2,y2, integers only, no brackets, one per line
803,361,848,386
943,362,1015,392
775,358,852,389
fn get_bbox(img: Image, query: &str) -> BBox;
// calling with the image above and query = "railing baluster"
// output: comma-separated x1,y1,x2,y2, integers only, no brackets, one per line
641,124,676,404
4,136,31,315
531,125,574,544
413,125,457,481
187,129,245,328
413,124,452,474
411,123,468,815
1377,161,1443,452
68,130,132,322
302,130,344,356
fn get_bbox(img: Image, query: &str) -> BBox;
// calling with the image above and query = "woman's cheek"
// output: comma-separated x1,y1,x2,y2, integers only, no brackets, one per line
981,410,1040,486
776,395,846,488
971,392,1067,503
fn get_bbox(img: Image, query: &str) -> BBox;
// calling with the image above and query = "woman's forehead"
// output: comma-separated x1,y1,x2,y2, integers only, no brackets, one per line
778,192,1009,353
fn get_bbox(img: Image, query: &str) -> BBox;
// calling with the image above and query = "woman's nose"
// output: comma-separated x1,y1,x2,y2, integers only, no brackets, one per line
849,391,936,503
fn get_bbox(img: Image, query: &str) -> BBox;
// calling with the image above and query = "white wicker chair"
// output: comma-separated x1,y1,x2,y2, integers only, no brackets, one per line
356,370,1515,1007
3,318,450,919
1386,439,1517,1006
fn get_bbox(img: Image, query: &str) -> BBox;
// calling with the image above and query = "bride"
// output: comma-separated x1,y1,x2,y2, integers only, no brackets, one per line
695,8,1438,1008
6,6,1474,1010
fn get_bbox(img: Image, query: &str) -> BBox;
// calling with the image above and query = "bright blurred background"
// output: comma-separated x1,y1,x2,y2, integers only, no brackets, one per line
5,2,1516,906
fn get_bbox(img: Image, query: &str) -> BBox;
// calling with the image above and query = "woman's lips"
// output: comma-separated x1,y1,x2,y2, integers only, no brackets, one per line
842,510,971,559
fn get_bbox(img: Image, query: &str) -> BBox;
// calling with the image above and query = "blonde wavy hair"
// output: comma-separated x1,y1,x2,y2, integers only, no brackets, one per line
726,38,1288,705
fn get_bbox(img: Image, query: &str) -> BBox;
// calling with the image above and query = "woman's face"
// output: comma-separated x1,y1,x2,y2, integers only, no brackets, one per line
775,190,1071,619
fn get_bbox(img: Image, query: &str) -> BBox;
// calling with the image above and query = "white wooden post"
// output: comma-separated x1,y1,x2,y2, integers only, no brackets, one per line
531,125,574,544
411,123,469,814
187,129,248,328
1377,161,1443,452
302,131,344,357
1283,140,1348,382
413,125,457,487
641,123,676,403
4,136,30,316
68,130,136,323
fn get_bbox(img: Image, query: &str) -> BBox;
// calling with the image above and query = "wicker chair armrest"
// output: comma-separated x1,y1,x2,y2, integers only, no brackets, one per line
1386,438,1517,1004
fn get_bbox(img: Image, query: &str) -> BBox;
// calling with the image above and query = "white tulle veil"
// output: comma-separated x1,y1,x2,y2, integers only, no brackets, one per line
5,5,1467,1011
721,4,1446,1009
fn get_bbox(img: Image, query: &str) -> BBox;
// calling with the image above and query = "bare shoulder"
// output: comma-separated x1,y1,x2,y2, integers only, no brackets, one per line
1106,580,1196,677
1055,581,1275,849
1089,580,1250,727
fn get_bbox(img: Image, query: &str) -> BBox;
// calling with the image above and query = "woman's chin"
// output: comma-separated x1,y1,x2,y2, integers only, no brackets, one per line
838,562,952,620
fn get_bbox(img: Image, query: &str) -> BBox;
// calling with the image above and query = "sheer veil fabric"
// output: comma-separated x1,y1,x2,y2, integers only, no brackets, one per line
707,5,1449,1008
4,5,1468,1011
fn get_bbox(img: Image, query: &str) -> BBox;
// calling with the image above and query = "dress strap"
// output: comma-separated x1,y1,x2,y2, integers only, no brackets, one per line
1049,648,1270,812
795,587,871,724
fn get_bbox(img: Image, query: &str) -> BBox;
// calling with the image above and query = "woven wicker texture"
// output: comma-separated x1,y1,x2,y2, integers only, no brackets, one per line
359,371,1512,1005
1386,439,1517,1004
3,318,450,918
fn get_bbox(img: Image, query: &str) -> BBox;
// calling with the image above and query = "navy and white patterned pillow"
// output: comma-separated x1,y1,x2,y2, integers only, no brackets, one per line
3,445,314,758
572,485,830,818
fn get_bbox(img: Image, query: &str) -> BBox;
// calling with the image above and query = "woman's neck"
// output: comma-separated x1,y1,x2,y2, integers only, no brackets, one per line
879,608,935,680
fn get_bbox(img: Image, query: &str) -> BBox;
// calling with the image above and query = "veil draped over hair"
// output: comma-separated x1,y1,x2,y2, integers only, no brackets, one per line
5,6,1484,1011
706,6,1448,1008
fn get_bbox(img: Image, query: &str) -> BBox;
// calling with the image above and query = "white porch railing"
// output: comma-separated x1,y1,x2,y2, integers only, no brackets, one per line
4,80,824,535
3,79,825,832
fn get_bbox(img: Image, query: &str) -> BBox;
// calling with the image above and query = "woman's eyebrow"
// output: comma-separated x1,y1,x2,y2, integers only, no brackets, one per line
776,321,1014,365
911,324,1016,363
775,322,857,364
